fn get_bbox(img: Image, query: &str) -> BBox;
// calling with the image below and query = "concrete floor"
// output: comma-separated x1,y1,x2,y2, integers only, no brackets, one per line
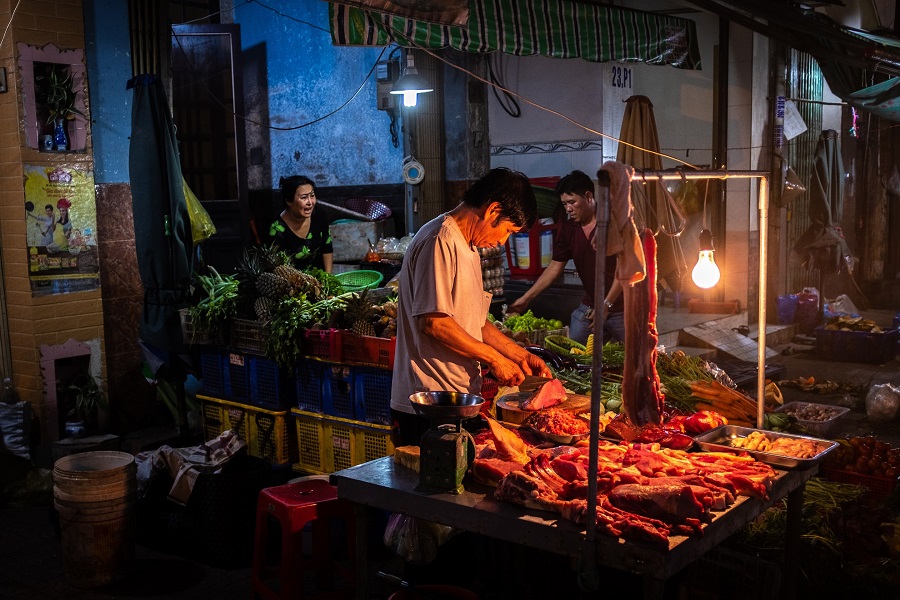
1,308,899,599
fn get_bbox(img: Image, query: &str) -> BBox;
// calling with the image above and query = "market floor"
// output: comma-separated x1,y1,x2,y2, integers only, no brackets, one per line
2,309,899,600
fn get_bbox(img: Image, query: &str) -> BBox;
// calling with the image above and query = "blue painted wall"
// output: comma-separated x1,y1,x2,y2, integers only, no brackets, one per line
83,0,403,188
233,1,402,189
83,0,133,184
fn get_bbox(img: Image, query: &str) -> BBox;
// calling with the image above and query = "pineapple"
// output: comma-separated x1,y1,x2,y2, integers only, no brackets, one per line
273,264,304,290
256,271,291,299
254,296,273,321
344,290,376,337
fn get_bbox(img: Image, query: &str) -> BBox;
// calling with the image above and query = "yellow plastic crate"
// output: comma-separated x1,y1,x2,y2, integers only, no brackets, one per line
291,408,397,475
200,395,293,465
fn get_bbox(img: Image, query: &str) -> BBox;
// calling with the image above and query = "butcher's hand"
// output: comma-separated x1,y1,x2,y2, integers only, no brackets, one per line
506,296,529,315
520,353,552,379
488,355,526,387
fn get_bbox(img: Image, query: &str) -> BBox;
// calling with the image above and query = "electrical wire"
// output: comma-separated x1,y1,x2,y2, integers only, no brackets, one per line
170,29,385,131
413,43,701,170
0,0,22,49
488,54,521,118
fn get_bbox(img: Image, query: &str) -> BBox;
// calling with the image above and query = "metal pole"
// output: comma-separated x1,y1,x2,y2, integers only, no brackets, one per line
579,171,610,592
633,168,770,426
757,177,769,429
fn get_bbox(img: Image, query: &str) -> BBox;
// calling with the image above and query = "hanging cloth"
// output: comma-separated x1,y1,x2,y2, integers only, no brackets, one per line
615,95,687,290
128,74,194,353
793,129,849,274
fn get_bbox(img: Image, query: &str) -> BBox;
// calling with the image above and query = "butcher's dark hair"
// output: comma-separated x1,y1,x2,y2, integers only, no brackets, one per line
462,167,537,229
555,170,594,198
279,175,316,206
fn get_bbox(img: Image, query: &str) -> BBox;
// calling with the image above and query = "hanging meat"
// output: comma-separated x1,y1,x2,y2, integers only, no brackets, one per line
621,228,664,426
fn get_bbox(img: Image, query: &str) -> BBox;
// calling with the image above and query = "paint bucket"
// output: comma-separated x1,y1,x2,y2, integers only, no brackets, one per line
53,451,137,588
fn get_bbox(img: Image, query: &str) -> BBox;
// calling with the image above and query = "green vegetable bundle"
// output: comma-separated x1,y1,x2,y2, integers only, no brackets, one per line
504,310,563,333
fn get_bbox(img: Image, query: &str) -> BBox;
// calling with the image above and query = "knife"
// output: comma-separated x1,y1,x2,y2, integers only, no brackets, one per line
520,375,552,391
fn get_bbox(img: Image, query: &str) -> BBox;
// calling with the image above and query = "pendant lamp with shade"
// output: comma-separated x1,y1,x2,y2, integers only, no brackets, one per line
390,53,433,107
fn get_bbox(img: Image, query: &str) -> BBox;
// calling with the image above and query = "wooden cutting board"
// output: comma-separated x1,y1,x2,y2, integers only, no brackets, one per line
496,392,592,425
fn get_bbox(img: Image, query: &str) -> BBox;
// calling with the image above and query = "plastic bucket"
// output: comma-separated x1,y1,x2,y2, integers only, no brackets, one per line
53,451,137,588
388,585,480,600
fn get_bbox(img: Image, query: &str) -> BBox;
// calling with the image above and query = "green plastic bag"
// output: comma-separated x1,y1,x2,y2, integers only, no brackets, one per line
182,177,216,245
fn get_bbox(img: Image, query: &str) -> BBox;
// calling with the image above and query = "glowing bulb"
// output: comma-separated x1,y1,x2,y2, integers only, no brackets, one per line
401,91,418,107
390,54,432,109
692,249,721,288
692,228,720,288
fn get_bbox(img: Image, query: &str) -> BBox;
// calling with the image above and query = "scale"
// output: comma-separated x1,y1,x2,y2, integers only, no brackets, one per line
409,391,483,494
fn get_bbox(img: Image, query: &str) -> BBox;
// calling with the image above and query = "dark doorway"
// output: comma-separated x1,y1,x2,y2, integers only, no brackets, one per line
171,24,250,273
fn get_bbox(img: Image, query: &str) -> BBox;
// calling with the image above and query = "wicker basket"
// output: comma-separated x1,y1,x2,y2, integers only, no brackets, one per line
229,318,267,355
336,270,384,293
179,308,223,346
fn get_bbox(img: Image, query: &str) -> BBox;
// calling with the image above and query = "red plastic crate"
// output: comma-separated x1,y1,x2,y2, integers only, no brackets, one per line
480,376,499,401
340,332,395,369
303,328,343,362
819,466,898,506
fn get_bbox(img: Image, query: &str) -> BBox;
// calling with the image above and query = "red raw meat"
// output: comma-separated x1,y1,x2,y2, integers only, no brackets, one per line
608,483,710,525
520,379,567,411
621,228,664,426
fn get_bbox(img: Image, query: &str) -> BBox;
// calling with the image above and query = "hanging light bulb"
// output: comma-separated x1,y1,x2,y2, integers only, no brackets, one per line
390,53,433,107
692,228,721,288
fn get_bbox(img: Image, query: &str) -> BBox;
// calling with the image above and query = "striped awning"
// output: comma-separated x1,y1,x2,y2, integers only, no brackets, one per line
329,0,702,70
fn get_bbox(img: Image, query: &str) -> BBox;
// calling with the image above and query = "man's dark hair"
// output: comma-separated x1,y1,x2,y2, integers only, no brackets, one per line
462,167,537,229
279,175,316,205
555,170,594,198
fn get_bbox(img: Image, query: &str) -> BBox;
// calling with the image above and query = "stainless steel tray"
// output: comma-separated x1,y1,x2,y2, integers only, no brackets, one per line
520,425,589,445
694,425,838,470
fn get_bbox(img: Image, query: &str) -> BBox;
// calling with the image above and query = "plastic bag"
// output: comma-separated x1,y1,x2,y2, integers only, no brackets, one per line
0,401,32,460
383,513,458,564
183,177,216,245
823,293,859,319
866,384,900,421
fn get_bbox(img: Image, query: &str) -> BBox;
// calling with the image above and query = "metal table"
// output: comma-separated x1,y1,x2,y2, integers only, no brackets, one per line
331,457,815,599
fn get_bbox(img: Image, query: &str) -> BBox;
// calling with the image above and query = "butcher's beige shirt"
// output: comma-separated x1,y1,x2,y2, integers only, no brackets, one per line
390,214,492,415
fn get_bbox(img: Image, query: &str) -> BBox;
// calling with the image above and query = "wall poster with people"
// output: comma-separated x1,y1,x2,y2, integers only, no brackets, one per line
23,164,100,296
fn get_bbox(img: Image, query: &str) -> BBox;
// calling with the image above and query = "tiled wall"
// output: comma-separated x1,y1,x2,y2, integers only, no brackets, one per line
94,182,148,430
0,0,109,441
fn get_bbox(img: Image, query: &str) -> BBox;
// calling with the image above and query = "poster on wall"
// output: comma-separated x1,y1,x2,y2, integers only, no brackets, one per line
24,164,100,296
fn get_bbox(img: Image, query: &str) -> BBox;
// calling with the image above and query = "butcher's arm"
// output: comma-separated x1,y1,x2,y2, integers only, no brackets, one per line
507,260,565,314
482,321,552,378
420,313,526,386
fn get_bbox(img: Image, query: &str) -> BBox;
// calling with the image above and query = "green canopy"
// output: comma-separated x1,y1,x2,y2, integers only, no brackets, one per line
329,0,702,69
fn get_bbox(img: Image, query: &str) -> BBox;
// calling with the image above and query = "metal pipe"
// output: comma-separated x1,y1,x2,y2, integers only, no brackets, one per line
757,176,769,429
579,170,611,592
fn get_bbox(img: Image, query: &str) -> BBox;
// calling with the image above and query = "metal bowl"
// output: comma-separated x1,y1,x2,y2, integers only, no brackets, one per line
409,391,484,423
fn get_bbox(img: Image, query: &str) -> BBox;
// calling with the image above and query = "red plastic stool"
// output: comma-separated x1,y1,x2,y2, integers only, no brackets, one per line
252,478,356,599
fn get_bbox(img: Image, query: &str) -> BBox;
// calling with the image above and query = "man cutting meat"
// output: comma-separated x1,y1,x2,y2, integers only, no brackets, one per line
391,168,552,445
508,170,624,344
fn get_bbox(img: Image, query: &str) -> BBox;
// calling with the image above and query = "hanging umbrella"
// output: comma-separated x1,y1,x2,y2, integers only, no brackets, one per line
128,74,194,354
793,129,849,275
616,95,687,293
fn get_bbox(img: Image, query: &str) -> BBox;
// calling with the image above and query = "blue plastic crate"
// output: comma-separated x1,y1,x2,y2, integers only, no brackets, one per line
354,366,393,425
199,351,225,396
322,363,358,420
295,359,325,413
815,326,899,365
246,355,292,410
